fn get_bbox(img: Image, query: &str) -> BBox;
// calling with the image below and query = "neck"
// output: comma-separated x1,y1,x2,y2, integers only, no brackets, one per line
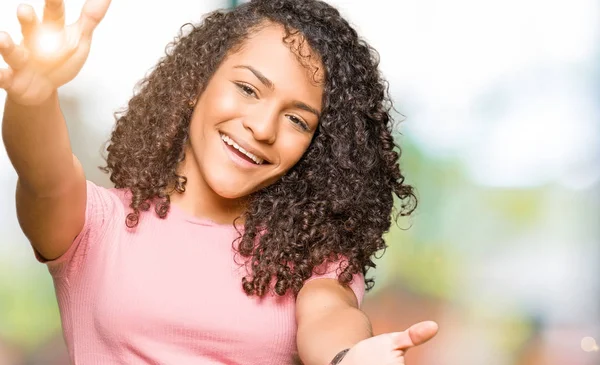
169,151,246,225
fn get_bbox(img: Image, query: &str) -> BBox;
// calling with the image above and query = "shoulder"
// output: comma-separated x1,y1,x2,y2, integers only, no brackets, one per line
87,181,131,209
82,181,134,230
295,276,362,325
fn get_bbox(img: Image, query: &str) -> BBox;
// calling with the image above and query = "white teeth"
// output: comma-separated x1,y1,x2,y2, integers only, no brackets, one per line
220,134,264,165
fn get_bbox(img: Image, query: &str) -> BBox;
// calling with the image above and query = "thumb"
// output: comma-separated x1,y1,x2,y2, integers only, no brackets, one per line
391,320,439,350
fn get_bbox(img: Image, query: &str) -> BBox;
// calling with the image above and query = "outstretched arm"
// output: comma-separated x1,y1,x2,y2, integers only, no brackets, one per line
296,278,438,365
1,0,111,260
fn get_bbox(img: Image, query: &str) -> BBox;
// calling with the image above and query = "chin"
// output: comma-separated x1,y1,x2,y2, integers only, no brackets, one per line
207,177,254,200
210,185,245,200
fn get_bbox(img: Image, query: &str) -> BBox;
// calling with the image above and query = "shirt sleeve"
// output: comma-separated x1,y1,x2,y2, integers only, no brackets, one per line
34,180,118,279
305,259,366,307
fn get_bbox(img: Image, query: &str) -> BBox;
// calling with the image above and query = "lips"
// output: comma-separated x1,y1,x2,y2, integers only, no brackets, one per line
220,133,270,165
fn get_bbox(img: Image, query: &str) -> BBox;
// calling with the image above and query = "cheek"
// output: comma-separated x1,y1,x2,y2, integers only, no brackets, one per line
198,84,242,124
278,136,313,169
256,138,311,191
188,86,240,145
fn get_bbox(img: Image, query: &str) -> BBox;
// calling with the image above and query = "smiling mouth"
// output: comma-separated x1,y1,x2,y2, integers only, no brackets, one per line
220,134,268,165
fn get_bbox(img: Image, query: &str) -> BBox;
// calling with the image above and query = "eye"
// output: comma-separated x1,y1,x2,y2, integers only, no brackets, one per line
234,82,258,98
287,115,310,132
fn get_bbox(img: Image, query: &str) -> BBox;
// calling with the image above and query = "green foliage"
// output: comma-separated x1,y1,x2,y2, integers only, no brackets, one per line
0,261,61,350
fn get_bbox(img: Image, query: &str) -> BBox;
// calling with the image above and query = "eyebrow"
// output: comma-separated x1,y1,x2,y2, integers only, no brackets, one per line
234,65,274,90
293,101,321,118
234,64,321,118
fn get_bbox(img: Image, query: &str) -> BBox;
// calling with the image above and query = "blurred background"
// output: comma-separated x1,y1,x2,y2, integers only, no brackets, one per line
1,0,598,364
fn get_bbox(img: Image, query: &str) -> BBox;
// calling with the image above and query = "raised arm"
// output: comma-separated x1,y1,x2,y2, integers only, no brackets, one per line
0,0,111,260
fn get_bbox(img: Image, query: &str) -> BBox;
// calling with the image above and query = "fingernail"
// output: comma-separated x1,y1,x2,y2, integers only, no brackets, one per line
425,321,439,330
17,5,32,20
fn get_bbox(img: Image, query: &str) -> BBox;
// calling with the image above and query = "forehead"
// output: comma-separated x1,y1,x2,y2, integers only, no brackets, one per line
225,23,325,85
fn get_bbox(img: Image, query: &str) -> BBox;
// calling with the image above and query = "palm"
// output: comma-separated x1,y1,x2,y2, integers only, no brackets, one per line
344,335,406,364
0,0,111,106
341,321,439,365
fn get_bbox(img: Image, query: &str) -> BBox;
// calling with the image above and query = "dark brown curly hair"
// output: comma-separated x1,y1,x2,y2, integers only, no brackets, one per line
102,0,417,297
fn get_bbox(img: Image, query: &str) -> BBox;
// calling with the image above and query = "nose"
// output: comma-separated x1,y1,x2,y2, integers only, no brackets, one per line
242,105,278,145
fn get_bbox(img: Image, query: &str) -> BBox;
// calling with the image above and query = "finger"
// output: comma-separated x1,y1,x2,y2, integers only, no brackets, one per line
392,321,439,350
43,0,66,28
0,32,29,70
17,4,40,43
78,0,112,39
0,68,14,90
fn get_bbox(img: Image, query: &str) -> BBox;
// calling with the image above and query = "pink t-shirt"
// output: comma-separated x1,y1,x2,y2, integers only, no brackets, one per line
39,181,365,364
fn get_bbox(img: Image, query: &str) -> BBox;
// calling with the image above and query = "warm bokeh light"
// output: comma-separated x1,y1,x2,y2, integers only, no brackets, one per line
581,337,599,352
34,27,64,56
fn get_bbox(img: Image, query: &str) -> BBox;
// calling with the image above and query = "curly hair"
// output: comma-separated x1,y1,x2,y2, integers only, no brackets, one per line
102,0,417,297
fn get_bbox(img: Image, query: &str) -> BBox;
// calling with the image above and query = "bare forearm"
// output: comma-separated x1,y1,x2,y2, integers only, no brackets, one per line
297,306,373,365
2,92,76,194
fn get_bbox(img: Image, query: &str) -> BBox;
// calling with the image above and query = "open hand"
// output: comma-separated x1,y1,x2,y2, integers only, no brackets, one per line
0,0,111,106
340,321,439,365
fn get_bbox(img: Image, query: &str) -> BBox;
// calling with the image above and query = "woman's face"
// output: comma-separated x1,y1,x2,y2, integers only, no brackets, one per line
185,24,324,200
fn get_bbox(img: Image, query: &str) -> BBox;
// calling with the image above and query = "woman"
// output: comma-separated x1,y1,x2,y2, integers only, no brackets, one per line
0,0,438,364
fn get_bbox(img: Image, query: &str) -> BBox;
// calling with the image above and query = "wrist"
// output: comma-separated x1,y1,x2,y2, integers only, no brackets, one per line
329,348,350,365
6,89,58,108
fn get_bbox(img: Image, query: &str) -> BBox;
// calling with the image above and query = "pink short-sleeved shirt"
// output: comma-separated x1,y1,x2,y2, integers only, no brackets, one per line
39,181,365,364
